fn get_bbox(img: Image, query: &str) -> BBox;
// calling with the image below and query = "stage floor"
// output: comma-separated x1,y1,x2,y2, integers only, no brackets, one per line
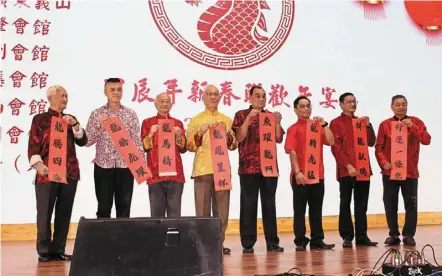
1,225,441,276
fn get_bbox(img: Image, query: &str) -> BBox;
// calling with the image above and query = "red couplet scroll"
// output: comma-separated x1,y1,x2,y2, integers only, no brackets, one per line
48,117,68,184
157,119,177,177
104,117,152,184
352,118,371,181
209,123,232,191
259,113,278,177
304,120,321,184
390,121,408,180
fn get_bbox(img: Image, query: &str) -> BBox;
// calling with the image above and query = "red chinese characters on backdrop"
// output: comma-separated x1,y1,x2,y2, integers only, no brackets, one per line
32,45,49,61
1,43,6,60
8,98,26,115
0,71,4,87
35,0,49,10
1,17,8,31
29,99,48,115
14,0,30,8
188,80,207,103
30,72,48,88
1,0,6,8
163,79,182,105
11,44,28,61
6,126,24,144
132,78,154,103
10,71,26,88
56,0,71,9
298,85,312,97
220,81,240,106
320,87,338,109
244,82,262,102
12,18,29,34
268,84,290,108
34,19,50,35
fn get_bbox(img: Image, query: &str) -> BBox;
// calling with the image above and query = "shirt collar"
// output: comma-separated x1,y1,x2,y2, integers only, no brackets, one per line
48,108,64,117
156,113,170,119
248,105,267,113
297,117,308,124
341,112,356,119
204,109,220,116
393,115,408,121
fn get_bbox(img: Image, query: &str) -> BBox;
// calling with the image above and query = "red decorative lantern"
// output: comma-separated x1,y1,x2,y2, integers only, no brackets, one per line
361,0,387,21
405,1,442,46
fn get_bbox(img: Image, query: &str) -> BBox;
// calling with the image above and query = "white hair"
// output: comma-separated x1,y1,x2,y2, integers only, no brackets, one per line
203,84,218,94
46,85,65,99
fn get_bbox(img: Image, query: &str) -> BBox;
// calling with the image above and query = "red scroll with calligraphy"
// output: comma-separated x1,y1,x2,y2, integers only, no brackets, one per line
104,117,152,184
352,118,371,181
48,117,68,184
259,113,278,177
209,123,232,191
390,121,408,180
304,120,321,184
158,119,177,177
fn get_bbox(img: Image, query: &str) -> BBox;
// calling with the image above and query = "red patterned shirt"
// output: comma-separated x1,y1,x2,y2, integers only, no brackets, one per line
232,106,285,175
27,108,88,184
141,114,187,184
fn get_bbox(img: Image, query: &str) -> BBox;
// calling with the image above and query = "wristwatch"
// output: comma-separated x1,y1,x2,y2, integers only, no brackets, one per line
71,122,79,127
321,122,328,128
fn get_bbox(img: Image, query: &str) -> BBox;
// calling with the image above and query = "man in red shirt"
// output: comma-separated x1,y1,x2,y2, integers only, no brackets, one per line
141,93,187,217
330,92,378,248
375,95,431,246
232,86,284,253
284,96,335,251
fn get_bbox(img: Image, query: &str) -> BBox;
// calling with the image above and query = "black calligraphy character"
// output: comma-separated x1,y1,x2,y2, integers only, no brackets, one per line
394,172,402,180
358,152,367,160
118,138,128,147
360,167,368,176
52,173,62,182
109,123,121,133
308,154,316,164
128,153,139,163
263,133,272,142
218,179,227,188
395,123,403,132
213,130,223,139
54,121,64,132
309,138,317,149
263,116,272,126
162,139,171,149
357,137,365,146
356,122,362,131
265,165,274,174
307,170,316,179
162,123,171,132
135,166,147,178
162,156,172,166
53,139,63,149
53,157,62,166
264,149,273,159
217,162,225,172
215,146,224,156
395,136,404,144
394,160,403,168
310,123,318,133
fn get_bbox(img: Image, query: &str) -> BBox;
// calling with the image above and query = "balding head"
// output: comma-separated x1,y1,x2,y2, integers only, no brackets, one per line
202,84,221,111
155,92,172,115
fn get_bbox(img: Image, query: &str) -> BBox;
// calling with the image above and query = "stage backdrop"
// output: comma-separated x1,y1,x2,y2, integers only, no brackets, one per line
1,0,442,224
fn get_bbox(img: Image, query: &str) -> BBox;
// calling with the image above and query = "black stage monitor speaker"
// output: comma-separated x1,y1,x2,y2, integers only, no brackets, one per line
69,216,223,276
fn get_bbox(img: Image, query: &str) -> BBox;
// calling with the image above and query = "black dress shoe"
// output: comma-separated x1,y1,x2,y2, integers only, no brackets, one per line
267,244,284,252
384,236,401,246
223,247,231,255
295,238,310,251
356,237,378,247
403,236,416,246
38,253,52,262
51,253,72,261
343,239,353,248
310,241,335,250
242,247,254,253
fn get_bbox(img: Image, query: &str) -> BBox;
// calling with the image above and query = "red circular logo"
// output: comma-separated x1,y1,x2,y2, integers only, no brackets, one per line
149,0,295,70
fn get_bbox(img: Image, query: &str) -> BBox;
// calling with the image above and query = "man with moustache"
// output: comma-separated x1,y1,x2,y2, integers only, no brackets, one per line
85,78,144,219
186,84,238,255
141,93,187,218
28,85,87,262
232,85,284,253
375,95,431,246
284,96,335,251
329,92,378,248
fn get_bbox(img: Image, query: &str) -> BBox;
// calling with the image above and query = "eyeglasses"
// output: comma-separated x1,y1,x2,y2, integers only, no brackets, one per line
205,93,220,97
344,100,358,104
297,104,313,109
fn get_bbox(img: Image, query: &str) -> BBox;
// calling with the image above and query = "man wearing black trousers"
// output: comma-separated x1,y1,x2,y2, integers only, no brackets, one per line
329,92,378,248
28,85,87,262
232,86,284,253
